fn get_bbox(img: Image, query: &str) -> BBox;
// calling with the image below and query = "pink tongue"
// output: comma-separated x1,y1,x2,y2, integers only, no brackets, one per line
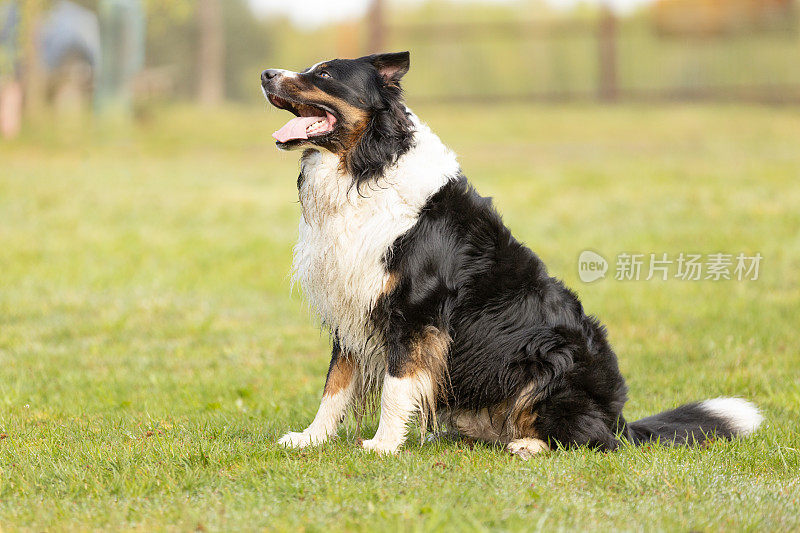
273,116,322,143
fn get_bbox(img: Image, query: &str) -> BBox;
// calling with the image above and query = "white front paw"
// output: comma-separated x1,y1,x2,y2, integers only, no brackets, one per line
361,438,401,455
278,431,324,449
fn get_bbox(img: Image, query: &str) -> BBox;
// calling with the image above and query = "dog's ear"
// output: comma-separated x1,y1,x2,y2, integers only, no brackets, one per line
365,51,410,84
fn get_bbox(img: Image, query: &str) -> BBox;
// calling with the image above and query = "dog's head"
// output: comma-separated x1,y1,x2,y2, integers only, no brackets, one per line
261,51,414,188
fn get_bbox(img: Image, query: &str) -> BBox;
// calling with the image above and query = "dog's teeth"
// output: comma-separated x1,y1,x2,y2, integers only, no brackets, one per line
306,119,328,134
306,117,331,136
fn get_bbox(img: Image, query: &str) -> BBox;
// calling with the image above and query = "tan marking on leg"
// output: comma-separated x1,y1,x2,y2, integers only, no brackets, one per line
381,272,400,296
403,326,451,435
506,382,540,439
450,408,504,442
361,328,452,453
323,353,356,396
439,380,542,445
507,438,550,460
403,326,450,374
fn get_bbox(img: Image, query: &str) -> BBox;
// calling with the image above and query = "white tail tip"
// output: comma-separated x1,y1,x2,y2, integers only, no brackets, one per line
700,397,764,435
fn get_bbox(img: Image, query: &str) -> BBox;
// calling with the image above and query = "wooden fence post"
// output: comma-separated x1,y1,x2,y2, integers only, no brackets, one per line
598,5,618,102
367,0,386,54
198,0,225,106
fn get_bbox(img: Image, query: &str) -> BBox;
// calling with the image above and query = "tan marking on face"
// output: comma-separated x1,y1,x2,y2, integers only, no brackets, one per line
342,115,369,150
307,88,369,153
323,352,356,396
282,80,368,128
338,116,372,176
278,79,371,156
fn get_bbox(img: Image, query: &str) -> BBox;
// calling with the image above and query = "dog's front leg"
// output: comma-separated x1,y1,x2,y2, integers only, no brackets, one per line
361,373,429,454
279,342,357,448
362,326,449,455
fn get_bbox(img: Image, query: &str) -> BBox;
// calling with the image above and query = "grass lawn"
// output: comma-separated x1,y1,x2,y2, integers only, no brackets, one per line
1,102,799,531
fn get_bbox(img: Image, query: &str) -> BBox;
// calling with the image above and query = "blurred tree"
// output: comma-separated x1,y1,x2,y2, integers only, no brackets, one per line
367,0,385,54
139,0,268,103
197,0,224,105
139,0,196,100
222,0,272,102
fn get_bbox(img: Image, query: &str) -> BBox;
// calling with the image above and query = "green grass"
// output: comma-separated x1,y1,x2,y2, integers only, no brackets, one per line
1,103,799,531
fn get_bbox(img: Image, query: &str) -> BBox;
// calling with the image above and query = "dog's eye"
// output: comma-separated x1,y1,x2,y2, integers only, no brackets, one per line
318,71,332,79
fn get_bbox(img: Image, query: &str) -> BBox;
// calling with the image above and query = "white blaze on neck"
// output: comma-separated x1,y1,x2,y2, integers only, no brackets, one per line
291,111,460,370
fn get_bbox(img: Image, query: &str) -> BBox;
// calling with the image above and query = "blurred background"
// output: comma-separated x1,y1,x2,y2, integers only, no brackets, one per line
2,5,799,527
1,0,799,133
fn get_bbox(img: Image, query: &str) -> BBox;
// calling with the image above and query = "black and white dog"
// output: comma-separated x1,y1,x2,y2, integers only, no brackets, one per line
261,52,762,457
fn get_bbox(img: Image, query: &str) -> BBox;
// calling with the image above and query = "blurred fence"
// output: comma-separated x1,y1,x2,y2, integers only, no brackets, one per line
369,0,800,104
3,0,800,118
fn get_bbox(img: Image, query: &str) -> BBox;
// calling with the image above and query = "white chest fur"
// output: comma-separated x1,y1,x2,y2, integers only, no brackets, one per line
291,114,460,363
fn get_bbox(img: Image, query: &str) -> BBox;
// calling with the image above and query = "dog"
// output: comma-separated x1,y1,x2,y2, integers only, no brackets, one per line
261,51,763,457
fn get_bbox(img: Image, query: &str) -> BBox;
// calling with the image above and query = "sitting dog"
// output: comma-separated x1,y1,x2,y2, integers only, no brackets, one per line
261,51,762,457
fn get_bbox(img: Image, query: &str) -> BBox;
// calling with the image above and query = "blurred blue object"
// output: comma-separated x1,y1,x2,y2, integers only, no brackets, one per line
0,1,20,75
40,0,101,70
0,1,18,46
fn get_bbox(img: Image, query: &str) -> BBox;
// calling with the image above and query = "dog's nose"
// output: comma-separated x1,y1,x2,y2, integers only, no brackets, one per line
261,69,280,83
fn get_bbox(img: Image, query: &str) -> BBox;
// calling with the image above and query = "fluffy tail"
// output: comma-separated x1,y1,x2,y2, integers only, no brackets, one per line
626,397,764,446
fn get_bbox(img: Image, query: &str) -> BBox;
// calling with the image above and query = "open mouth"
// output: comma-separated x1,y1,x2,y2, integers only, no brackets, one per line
267,94,338,144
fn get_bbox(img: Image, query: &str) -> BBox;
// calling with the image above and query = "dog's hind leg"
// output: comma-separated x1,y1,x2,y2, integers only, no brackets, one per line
279,341,358,448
